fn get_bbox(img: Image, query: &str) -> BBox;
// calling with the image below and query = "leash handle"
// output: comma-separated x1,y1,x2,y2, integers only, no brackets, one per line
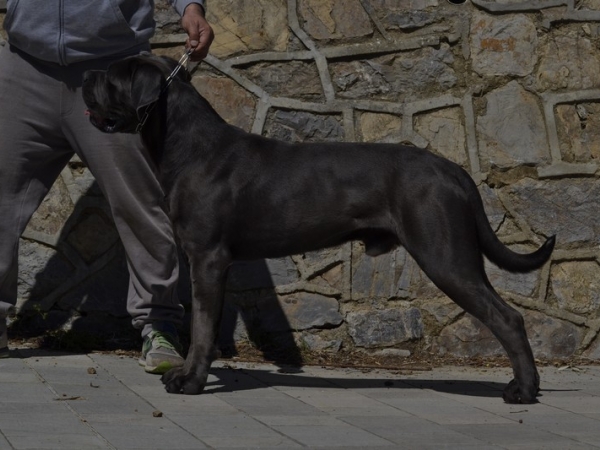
166,48,193,84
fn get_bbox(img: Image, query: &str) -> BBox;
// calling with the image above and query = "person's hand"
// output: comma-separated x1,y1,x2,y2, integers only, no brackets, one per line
181,3,214,61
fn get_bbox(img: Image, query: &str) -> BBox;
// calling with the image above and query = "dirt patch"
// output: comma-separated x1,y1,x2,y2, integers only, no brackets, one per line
9,334,598,373
221,341,599,372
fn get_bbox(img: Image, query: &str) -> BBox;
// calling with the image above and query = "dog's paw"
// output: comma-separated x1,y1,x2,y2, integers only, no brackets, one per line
161,368,206,395
502,378,538,404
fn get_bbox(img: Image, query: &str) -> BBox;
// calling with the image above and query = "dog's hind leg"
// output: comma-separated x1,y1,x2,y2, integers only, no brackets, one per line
455,283,538,404
412,248,539,403
394,178,541,403
162,245,231,395
406,223,539,403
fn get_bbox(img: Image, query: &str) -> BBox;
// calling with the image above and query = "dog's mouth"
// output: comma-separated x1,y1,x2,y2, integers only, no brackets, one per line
85,110,124,133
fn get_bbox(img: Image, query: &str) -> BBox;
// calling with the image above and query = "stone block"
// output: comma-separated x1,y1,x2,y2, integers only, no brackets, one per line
477,81,550,169
479,183,506,232
582,334,600,359
434,315,504,357
293,247,348,294
525,310,582,358
351,247,397,300
346,307,423,347
502,178,600,246
257,293,342,332
62,163,103,204
551,260,600,315
537,31,600,91
485,245,542,297
556,103,600,163
25,177,72,238
299,0,372,40
224,288,342,340
243,61,323,101
17,240,74,306
369,0,439,31
154,0,183,35
470,11,537,76
315,262,346,293
352,246,440,301
414,107,468,168
331,60,389,100
331,45,456,101
227,258,299,291
264,110,344,143
300,331,342,352
207,0,289,58
420,298,463,325
191,75,257,131
358,112,403,143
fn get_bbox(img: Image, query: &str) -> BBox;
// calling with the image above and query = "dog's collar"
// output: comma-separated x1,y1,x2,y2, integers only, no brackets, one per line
136,49,193,133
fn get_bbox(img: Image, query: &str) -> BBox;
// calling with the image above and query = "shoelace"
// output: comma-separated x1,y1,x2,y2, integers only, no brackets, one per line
149,331,181,351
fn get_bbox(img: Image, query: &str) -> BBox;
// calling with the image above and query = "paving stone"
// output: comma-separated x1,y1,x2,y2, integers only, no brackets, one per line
217,392,324,416
5,434,110,450
2,353,600,449
171,414,301,448
447,423,588,448
0,435,10,450
273,422,393,448
85,414,207,449
341,415,495,447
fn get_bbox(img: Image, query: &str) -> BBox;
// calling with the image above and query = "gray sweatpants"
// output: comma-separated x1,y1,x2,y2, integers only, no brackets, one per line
0,45,184,334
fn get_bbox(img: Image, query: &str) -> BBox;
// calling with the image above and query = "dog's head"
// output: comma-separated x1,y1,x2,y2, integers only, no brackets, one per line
82,53,191,133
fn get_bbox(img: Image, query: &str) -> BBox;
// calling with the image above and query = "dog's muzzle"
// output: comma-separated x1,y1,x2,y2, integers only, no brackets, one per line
84,110,126,134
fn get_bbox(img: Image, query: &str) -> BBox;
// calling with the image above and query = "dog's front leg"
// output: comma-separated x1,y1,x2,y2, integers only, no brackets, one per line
162,247,230,395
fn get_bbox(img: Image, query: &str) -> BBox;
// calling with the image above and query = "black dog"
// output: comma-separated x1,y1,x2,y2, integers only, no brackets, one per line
82,54,555,403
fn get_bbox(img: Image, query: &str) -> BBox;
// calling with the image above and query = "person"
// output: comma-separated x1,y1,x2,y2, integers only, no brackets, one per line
0,0,214,374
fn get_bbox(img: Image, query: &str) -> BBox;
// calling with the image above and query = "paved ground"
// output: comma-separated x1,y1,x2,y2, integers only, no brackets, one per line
0,348,599,449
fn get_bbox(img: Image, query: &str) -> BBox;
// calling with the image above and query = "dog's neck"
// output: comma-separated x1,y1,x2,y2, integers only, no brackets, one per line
140,81,228,194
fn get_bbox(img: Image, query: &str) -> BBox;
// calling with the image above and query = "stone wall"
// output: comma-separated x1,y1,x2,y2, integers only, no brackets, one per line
2,0,600,360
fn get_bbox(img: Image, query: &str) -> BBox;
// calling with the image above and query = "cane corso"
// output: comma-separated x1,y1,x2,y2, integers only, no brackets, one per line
82,53,555,403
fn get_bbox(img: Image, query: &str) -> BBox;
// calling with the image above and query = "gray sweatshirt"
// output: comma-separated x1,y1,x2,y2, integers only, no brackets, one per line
3,0,206,65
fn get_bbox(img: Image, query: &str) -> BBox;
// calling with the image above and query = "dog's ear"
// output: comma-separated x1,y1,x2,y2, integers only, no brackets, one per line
130,62,164,120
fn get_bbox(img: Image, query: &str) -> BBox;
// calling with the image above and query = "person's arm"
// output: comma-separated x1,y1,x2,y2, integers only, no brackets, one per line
168,1,214,60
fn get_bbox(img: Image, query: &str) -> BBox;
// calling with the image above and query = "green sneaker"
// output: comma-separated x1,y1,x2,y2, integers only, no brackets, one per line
0,316,9,358
0,318,8,359
139,331,184,374
1,305,15,358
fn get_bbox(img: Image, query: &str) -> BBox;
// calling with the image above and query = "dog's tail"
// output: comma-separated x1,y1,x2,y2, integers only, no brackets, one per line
470,182,555,273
